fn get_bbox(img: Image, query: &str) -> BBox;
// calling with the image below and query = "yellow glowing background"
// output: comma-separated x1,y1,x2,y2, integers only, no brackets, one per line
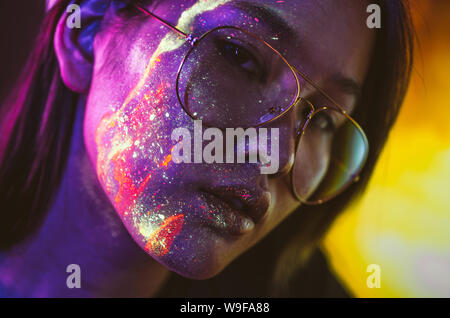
323,1,450,297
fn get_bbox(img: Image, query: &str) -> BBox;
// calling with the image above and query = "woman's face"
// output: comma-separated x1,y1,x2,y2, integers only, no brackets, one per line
83,0,374,278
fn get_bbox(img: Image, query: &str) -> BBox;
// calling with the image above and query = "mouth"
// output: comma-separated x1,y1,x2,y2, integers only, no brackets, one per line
199,185,271,236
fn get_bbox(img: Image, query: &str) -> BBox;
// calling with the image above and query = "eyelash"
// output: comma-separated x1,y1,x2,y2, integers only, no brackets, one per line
297,105,337,133
215,39,267,80
310,112,336,133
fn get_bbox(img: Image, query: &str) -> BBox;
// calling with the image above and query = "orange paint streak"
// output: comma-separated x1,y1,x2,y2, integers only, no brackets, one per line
159,154,172,168
145,214,184,257
112,151,153,214
137,171,154,195
95,81,171,214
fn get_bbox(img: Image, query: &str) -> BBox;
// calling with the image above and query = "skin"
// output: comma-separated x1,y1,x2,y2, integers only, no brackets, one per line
0,0,374,297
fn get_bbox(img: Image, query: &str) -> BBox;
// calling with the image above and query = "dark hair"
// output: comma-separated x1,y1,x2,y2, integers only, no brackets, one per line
0,0,413,296
267,0,414,295
0,0,78,249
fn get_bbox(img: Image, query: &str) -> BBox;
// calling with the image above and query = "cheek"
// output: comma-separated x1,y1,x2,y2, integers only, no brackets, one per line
95,81,177,214
87,28,189,210
293,132,331,199
85,41,194,250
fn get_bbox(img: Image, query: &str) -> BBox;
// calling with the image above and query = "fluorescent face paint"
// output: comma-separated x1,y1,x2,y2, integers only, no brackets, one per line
86,0,374,279
123,0,232,107
145,214,184,257
94,1,237,271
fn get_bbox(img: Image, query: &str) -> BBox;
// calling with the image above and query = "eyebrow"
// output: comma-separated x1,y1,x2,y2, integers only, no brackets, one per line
232,1,297,41
232,2,361,101
329,73,362,100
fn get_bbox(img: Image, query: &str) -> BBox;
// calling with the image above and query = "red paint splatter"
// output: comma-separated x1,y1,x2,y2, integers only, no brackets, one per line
112,150,153,214
96,82,172,215
159,153,172,168
145,214,184,257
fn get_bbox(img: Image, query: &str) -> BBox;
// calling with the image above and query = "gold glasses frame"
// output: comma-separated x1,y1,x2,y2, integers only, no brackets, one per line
133,3,369,205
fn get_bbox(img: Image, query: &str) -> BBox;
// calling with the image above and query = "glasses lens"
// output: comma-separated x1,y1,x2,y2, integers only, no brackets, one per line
292,107,368,204
177,27,298,128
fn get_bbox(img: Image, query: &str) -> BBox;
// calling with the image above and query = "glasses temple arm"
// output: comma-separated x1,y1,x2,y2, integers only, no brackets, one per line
292,66,347,113
134,4,188,38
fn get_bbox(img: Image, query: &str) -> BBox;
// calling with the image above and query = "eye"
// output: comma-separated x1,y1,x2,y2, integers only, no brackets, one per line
310,112,336,133
215,39,264,78
295,106,312,130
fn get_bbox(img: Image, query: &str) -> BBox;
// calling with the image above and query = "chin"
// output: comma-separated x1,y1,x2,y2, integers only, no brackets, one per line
118,187,260,280
133,217,242,280
163,257,227,280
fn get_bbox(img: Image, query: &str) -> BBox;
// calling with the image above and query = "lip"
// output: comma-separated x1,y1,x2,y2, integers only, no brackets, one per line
199,185,271,232
198,191,256,237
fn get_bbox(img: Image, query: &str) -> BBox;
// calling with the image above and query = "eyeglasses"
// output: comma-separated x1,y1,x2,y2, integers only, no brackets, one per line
134,4,369,205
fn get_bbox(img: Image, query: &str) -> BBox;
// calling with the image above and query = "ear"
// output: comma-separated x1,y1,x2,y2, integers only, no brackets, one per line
54,0,112,93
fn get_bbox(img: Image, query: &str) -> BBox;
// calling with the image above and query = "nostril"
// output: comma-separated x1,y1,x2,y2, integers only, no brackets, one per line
267,152,294,179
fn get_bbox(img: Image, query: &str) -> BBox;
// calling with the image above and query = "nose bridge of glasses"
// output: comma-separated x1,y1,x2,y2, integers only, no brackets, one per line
292,66,347,114
289,97,313,131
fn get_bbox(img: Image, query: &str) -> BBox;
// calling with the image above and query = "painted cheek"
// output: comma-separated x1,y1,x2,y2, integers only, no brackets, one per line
94,57,185,257
94,0,240,260
95,81,174,214
144,214,184,257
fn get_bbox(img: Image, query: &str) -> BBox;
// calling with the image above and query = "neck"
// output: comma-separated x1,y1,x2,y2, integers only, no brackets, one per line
0,97,169,297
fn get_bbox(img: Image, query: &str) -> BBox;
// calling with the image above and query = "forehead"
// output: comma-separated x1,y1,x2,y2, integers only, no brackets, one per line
160,0,370,33
157,0,374,84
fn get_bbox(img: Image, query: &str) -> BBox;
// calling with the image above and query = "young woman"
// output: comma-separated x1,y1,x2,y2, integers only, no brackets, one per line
0,0,413,297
